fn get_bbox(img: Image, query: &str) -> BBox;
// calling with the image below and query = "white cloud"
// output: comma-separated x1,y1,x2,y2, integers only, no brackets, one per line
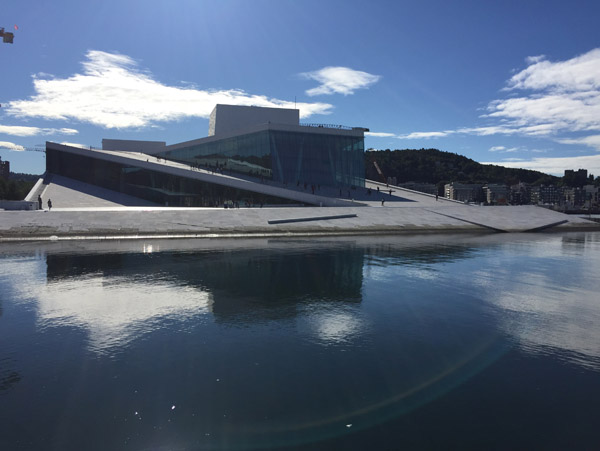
0,141,25,151
488,145,520,153
557,134,600,151
508,49,600,92
397,131,453,139
396,126,524,140
394,48,600,151
0,124,78,137
485,92,600,134
5,50,333,129
482,154,600,176
484,49,600,142
365,131,396,138
525,55,546,65
456,126,520,136
301,66,380,96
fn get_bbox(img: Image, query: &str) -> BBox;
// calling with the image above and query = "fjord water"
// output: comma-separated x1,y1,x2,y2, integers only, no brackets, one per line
1,233,599,450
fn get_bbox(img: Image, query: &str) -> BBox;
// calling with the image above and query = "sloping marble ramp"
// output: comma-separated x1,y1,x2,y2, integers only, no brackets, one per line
427,205,578,232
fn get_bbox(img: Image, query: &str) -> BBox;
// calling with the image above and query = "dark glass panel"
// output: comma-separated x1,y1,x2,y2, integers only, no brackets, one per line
46,148,300,207
270,130,365,188
161,131,273,179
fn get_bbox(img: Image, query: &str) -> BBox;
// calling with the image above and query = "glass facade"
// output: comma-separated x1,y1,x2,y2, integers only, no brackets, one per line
162,131,272,180
161,128,365,188
46,148,301,208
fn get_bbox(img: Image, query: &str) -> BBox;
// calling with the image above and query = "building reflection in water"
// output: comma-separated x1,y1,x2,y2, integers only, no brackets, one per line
38,241,366,353
38,237,484,350
5,233,599,368
2,234,599,449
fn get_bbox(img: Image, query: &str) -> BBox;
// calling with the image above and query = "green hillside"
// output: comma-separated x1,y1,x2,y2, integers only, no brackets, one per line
365,148,558,187
0,178,36,200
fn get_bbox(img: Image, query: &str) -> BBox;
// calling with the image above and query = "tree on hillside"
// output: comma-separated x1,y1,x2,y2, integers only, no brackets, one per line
0,177,35,200
365,149,559,186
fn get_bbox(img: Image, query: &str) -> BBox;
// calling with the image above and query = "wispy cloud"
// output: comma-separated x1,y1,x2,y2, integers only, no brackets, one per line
365,132,396,138
557,134,600,150
486,49,600,140
301,66,380,96
392,126,524,140
456,126,519,136
396,131,453,139
5,51,333,129
0,141,26,151
0,124,78,137
482,154,600,176
525,55,546,65
489,145,522,153
506,49,600,92
390,48,600,150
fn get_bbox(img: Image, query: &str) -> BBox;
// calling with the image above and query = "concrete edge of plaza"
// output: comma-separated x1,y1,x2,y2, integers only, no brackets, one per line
2,169,599,242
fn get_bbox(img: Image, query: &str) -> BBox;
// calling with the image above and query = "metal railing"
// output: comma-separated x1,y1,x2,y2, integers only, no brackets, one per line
300,123,354,130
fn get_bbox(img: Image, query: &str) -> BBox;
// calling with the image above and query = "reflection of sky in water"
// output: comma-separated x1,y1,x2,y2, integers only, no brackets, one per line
1,234,599,449
3,236,599,371
360,234,600,372
297,304,367,345
1,256,212,356
467,235,600,370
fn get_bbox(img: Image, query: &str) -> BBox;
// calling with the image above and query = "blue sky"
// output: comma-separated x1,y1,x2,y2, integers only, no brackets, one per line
2,0,600,176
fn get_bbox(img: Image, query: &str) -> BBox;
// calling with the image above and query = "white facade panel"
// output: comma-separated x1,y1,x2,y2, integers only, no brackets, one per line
209,104,299,136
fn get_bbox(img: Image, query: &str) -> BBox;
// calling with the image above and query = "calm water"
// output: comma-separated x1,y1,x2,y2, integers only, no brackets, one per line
1,233,599,450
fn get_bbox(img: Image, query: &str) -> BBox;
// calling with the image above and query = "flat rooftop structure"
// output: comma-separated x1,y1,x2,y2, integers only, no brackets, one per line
160,105,368,190
165,120,368,152
168,104,368,154
209,104,300,136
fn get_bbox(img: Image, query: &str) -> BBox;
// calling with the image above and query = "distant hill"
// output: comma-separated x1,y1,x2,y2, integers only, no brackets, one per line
365,149,558,187
0,174,38,200
10,172,42,182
